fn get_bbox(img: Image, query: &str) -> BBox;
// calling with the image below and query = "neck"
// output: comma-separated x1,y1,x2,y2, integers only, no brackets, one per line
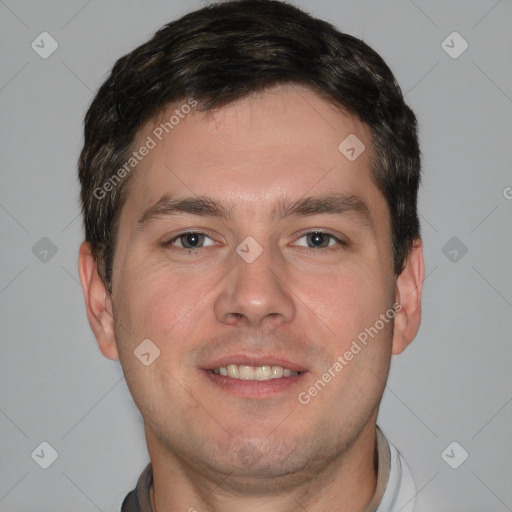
147,421,379,512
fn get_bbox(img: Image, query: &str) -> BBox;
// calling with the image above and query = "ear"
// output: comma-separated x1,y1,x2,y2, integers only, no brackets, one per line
78,241,119,360
392,238,425,355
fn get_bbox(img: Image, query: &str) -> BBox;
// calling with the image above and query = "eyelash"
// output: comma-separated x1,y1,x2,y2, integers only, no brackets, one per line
162,230,348,253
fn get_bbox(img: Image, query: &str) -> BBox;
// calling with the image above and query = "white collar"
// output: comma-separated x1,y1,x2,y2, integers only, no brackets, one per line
366,426,417,512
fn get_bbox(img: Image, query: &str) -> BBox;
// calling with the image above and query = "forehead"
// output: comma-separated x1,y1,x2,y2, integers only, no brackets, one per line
120,84,386,230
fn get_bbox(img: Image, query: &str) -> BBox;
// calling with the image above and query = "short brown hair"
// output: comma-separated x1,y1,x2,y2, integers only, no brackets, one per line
78,0,421,293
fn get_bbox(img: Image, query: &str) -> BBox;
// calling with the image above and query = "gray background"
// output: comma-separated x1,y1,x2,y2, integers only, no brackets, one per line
0,0,511,510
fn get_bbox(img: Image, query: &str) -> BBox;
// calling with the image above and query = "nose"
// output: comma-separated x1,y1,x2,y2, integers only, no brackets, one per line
214,241,296,329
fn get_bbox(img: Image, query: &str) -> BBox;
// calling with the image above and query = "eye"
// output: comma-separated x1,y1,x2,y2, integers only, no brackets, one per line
162,230,347,252
164,231,216,250
292,231,347,249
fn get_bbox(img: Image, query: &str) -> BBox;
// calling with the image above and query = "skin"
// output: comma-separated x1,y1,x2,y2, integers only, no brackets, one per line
79,84,424,512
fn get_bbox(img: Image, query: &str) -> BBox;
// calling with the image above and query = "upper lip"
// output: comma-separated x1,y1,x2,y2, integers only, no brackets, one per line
202,354,307,373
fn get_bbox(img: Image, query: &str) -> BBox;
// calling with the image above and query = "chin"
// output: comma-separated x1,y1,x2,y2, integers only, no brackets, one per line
201,431,320,481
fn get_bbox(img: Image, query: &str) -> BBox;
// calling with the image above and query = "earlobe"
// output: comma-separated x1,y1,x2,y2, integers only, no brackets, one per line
78,241,119,361
391,238,425,355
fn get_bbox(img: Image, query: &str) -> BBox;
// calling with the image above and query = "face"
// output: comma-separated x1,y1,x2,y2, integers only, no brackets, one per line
90,84,406,485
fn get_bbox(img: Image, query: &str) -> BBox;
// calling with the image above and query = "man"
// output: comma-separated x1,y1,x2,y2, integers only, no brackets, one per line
77,1,424,510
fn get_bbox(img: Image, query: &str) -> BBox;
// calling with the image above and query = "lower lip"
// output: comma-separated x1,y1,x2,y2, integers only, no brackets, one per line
200,369,308,398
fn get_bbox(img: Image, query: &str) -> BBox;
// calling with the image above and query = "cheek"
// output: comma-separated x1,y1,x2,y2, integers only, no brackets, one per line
119,260,215,360
299,266,388,344
112,272,197,422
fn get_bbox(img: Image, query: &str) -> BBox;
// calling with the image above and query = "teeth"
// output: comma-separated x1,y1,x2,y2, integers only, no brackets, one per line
227,364,239,378
210,364,300,380
272,366,284,378
239,365,255,379
255,366,272,380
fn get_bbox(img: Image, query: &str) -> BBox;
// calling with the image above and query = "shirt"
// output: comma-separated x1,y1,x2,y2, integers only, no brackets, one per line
121,426,416,512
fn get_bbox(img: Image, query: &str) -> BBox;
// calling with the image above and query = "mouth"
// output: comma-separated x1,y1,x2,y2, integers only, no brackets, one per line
201,357,307,398
210,364,302,380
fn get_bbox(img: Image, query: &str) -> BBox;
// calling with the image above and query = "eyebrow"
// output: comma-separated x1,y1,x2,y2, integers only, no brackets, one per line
136,192,374,232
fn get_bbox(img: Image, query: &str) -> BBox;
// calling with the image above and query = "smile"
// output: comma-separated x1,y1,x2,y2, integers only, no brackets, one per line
210,364,301,380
